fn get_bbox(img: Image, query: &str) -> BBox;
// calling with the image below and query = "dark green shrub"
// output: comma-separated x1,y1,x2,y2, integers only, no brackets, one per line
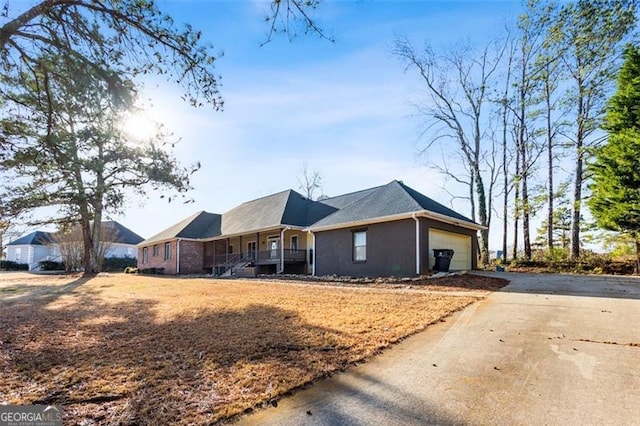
102,256,137,272
139,267,165,275
38,260,64,271
0,260,29,271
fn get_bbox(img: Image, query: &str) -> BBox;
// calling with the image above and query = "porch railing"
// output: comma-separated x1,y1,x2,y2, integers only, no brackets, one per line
208,249,307,267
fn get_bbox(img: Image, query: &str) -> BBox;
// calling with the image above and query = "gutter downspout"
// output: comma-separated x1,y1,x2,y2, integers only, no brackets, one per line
412,213,420,276
278,227,290,274
176,239,181,275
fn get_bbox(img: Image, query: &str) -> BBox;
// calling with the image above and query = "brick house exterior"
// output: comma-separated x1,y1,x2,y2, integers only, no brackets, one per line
138,181,485,277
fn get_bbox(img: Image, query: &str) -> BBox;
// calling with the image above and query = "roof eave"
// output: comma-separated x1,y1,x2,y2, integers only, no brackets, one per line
200,224,306,242
306,210,485,232
137,236,201,247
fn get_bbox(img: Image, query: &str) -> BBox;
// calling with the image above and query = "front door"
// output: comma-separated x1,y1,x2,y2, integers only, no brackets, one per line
247,241,257,260
268,237,280,260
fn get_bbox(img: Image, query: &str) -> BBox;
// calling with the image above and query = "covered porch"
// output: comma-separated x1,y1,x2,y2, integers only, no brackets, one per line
203,227,311,276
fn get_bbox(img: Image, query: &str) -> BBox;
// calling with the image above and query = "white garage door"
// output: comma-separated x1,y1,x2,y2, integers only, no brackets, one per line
429,229,472,271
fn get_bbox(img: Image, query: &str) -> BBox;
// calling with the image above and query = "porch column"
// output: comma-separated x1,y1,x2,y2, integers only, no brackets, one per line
311,231,316,276
256,232,260,261
413,214,420,275
279,228,285,273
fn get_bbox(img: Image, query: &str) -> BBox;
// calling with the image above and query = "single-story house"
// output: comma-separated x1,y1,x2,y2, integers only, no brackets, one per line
138,180,484,277
6,221,143,271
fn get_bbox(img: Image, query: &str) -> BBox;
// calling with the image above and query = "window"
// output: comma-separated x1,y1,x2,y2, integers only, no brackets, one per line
153,245,159,257
353,231,367,262
228,244,234,254
164,242,171,260
290,235,298,252
14,247,22,263
142,247,148,264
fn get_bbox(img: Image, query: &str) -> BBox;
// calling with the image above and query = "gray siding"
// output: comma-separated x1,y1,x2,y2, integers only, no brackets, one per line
315,219,416,277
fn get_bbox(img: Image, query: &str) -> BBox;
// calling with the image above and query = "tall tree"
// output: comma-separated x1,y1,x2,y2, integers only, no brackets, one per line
0,0,323,121
589,44,640,273
394,39,505,265
1,52,195,275
556,0,637,259
297,161,324,200
511,0,554,259
498,37,516,262
530,0,566,252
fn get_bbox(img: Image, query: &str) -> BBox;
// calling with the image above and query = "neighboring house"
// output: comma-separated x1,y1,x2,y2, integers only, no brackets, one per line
5,231,55,271
6,221,143,271
138,180,484,277
99,221,145,259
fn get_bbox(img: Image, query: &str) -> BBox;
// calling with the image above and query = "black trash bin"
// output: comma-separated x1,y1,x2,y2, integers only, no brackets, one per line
433,249,455,272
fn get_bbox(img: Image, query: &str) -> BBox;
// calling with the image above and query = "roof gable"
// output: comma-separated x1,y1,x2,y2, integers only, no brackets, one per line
222,189,315,234
398,181,474,223
310,180,476,229
101,221,145,245
7,231,55,246
141,211,221,245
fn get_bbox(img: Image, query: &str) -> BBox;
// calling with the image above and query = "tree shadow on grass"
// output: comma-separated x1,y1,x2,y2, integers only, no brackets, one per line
0,276,94,306
0,287,354,425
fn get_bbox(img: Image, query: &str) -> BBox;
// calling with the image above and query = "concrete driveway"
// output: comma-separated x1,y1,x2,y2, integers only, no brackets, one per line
237,272,640,425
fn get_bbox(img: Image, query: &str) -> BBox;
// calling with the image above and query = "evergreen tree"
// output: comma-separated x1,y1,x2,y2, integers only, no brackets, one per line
588,44,640,273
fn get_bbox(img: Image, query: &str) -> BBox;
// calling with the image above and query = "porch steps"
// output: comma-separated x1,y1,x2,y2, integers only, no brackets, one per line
235,266,256,278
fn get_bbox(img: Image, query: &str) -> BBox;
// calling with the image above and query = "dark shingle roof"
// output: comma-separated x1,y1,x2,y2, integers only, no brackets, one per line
141,211,222,245
7,231,55,246
102,221,145,245
310,180,475,229
139,180,477,243
397,182,474,223
318,186,382,209
221,189,315,234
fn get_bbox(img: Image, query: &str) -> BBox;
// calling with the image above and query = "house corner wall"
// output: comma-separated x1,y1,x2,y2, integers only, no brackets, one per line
315,219,417,278
178,240,204,274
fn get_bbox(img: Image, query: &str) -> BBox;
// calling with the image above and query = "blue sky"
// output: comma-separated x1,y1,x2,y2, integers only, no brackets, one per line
115,0,524,247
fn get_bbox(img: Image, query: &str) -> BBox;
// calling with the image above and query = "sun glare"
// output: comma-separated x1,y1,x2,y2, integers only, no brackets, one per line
122,112,158,141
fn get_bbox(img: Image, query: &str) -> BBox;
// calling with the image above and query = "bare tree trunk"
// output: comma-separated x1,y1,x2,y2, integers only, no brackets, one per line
635,236,640,275
517,60,532,260
547,136,554,251
521,144,531,259
570,93,585,260
501,43,514,263
470,174,476,223
545,67,554,251
79,212,93,276
475,167,489,265
512,149,521,260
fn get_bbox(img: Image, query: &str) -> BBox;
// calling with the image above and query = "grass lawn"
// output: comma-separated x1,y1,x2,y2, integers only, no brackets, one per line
0,273,507,424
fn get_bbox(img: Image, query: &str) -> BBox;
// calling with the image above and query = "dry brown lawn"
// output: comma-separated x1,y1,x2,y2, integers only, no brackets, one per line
0,272,507,425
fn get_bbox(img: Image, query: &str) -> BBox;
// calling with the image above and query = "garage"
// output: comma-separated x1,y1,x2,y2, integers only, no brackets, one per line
428,228,472,271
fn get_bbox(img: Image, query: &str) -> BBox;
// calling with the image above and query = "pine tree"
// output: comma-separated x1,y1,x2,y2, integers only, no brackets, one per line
588,44,640,273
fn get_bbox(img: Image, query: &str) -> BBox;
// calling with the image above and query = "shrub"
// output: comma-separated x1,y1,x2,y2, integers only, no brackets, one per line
139,267,165,275
102,256,137,272
38,260,64,271
0,260,29,271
